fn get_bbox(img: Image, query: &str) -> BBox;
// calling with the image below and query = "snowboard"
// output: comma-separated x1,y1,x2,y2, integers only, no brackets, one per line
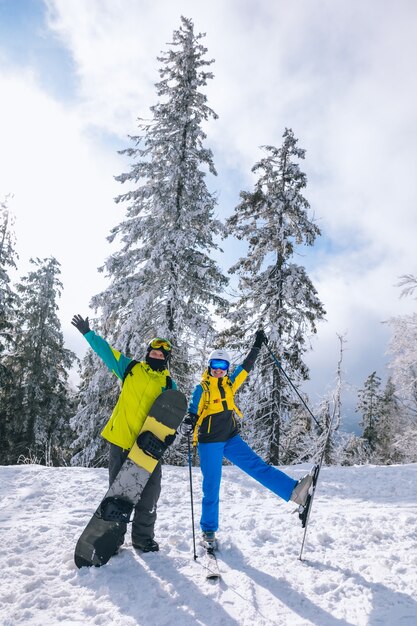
74,389,187,568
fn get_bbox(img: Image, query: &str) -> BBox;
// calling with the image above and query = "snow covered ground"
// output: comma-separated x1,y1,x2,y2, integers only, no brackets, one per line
1,461,417,626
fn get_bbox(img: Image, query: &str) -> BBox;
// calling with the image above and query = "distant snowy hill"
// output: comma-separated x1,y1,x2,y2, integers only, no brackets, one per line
1,462,417,625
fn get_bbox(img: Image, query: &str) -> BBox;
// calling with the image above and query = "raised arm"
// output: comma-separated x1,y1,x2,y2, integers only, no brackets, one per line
230,329,268,390
71,314,132,381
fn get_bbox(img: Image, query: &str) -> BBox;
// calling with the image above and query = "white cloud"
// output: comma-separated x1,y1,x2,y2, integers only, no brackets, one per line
0,64,124,335
2,0,417,428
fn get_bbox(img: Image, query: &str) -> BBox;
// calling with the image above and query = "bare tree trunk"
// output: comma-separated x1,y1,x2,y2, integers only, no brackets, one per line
269,366,281,464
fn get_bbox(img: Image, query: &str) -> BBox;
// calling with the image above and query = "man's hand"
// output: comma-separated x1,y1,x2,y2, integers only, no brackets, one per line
71,314,91,335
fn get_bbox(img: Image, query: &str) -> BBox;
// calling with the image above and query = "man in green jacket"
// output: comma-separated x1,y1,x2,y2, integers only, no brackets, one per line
71,314,176,553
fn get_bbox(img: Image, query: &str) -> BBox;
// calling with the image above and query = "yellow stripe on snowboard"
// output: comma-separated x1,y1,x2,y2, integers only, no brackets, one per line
127,416,176,472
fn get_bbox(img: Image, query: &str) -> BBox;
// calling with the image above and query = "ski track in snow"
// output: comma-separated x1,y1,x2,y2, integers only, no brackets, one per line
1,463,417,625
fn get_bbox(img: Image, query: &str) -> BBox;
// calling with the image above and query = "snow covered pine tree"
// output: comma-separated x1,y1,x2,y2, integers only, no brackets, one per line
71,17,228,467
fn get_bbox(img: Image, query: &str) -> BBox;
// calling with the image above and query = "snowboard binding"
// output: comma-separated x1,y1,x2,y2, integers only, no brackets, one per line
137,430,175,460
100,496,134,523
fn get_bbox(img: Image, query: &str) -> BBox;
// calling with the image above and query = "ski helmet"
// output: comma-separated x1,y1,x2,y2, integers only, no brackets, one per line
207,348,231,370
146,337,172,360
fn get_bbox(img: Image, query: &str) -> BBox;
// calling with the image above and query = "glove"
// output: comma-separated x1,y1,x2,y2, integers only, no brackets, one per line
253,328,268,348
71,314,91,335
179,413,198,436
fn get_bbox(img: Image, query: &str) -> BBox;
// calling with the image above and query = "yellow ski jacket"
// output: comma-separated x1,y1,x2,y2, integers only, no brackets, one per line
188,346,260,444
84,330,175,450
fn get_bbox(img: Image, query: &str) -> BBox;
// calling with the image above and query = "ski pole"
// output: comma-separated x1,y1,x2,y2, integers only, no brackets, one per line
187,433,198,560
262,340,322,432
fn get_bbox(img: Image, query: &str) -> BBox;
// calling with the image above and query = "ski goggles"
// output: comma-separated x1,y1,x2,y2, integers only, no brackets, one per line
149,338,172,352
209,359,229,370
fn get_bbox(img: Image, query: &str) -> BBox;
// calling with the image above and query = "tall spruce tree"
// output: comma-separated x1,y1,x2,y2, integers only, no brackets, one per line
225,129,325,464
71,17,228,466
375,377,403,463
356,371,382,451
356,373,406,463
0,197,20,463
10,257,76,465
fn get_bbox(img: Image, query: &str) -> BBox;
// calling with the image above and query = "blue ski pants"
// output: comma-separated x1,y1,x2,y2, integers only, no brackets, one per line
198,435,298,532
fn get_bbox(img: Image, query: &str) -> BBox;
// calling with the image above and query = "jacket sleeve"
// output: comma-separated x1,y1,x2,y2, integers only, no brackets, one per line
241,346,261,373
229,347,261,391
84,330,132,381
188,384,204,415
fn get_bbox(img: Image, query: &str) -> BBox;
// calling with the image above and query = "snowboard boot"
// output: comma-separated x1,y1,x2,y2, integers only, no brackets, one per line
290,473,313,506
133,538,159,553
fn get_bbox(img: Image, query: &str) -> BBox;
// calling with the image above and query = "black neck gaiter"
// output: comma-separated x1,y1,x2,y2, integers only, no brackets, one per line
146,355,167,372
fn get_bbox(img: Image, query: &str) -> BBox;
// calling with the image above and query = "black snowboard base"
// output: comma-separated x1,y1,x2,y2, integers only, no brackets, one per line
74,512,126,568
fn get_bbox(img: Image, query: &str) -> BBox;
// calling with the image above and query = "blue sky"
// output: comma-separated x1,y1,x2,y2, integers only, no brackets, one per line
1,0,417,432
0,0,76,98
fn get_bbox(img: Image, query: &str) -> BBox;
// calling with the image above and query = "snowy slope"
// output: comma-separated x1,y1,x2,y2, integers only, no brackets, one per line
1,462,417,626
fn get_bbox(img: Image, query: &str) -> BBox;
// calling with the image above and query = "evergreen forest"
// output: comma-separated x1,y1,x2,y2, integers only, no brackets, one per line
1,17,416,468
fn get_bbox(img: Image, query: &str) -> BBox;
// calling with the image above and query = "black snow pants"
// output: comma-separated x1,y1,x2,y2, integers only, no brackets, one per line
108,443,162,547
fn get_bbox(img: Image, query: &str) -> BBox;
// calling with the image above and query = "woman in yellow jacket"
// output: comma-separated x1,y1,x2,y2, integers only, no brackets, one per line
181,330,313,545
72,314,175,553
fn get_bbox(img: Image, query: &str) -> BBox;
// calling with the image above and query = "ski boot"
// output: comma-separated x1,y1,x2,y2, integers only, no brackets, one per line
201,531,217,550
290,473,313,506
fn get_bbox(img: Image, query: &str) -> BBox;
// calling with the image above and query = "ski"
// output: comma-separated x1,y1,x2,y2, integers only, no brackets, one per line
200,540,221,580
203,548,221,580
298,414,335,560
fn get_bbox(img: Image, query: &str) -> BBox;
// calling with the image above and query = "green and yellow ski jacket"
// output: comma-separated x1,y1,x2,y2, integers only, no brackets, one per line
83,330,176,450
